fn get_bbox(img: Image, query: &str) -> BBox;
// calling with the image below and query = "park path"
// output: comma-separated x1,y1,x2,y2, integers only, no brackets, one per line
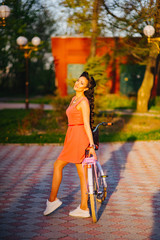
0,141,160,240
1,102,160,118
0,103,53,110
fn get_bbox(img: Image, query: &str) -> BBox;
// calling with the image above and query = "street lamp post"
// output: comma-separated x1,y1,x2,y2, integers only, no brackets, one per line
143,24,160,96
0,2,10,27
16,36,41,110
143,25,160,52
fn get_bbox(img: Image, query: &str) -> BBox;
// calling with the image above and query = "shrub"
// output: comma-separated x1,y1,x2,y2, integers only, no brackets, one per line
84,55,110,95
95,94,136,111
18,109,45,135
51,90,73,124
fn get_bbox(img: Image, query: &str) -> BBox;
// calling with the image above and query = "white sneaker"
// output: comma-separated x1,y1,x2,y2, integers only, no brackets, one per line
69,205,90,218
43,199,62,216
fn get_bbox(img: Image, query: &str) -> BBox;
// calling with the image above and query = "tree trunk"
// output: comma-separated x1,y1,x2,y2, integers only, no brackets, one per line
137,47,158,112
90,0,99,58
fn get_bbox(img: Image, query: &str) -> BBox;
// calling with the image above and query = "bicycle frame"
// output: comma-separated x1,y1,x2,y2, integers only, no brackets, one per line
82,157,98,194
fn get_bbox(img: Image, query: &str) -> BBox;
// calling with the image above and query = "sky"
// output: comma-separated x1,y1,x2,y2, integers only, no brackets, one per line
43,0,157,37
43,0,70,36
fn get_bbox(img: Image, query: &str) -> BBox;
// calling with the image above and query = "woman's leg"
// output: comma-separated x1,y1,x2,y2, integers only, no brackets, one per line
49,159,68,202
76,163,88,210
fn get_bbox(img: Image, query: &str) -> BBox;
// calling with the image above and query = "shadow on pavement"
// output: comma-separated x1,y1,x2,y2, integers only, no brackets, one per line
150,188,160,240
97,137,137,221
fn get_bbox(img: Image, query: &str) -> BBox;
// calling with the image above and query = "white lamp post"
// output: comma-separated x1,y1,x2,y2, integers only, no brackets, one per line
16,36,28,46
31,37,41,46
16,36,41,109
143,25,160,52
0,4,10,26
17,36,41,58
143,25,155,38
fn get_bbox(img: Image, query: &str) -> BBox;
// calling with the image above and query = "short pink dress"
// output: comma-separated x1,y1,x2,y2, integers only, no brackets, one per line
57,96,89,163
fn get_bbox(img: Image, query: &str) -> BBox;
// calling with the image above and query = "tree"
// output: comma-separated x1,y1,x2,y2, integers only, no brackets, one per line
60,0,104,57
90,0,100,57
0,0,56,95
137,0,160,112
102,0,159,112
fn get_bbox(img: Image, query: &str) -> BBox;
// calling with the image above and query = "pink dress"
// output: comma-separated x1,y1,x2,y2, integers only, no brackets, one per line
57,96,89,163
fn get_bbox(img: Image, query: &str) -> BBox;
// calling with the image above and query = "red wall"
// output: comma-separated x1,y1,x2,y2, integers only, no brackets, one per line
51,36,124,96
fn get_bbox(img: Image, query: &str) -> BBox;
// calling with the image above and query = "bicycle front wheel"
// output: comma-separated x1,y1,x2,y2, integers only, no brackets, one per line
88,164,98,223
90,194,97,223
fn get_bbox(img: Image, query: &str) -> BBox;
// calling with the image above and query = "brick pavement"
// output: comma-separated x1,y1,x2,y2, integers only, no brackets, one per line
0,141,160,240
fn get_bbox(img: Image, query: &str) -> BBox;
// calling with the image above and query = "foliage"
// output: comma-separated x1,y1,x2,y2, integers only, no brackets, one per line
95,94,136,111
17,109,45,135
0,108,62,139
29,95,55,104
59,0,104,57
149,96,160,111
84,55,110,95
102,0,159,112
102,0,156,36
66,55,110,101
155,96,160,107
0,0,56,95
59,0,104,36
29,61,56,95
51,90,73,123
101,0,158,64
67,55,110,97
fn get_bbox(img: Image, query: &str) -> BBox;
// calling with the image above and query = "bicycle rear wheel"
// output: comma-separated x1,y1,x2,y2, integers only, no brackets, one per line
88,164,98,223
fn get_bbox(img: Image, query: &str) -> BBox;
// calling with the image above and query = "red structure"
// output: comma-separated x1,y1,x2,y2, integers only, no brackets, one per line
51,36,159,97
51,36,122,96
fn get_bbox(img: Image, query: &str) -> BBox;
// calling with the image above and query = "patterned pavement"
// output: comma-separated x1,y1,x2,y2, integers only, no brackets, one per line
0,141,160,240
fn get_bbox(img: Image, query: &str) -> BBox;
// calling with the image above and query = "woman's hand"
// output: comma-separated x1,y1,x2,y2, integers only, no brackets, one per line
89,147,97,160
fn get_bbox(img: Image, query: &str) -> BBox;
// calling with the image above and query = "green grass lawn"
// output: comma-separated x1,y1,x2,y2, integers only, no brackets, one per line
0,109,160,144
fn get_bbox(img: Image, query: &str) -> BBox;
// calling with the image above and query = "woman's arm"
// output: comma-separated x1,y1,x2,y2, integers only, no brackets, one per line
79,99,97,159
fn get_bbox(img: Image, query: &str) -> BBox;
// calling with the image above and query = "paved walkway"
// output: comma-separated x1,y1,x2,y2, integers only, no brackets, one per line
0,103,53,110
0,142,160,240
1,102,160,118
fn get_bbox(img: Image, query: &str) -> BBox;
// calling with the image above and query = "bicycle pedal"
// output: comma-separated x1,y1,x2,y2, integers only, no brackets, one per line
97,192,103,199
98,191,103,195
101,175,108,178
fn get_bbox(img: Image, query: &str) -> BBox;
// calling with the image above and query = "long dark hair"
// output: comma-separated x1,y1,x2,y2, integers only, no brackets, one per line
80,71,96,130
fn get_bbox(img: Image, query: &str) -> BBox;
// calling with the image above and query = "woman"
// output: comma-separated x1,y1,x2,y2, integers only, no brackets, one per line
44,71,97,218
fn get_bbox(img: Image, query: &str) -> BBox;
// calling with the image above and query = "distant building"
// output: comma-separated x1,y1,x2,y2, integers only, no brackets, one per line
51,36,157,97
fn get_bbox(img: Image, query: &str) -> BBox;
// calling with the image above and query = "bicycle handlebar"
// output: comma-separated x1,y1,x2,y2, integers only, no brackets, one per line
93,122,113,133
